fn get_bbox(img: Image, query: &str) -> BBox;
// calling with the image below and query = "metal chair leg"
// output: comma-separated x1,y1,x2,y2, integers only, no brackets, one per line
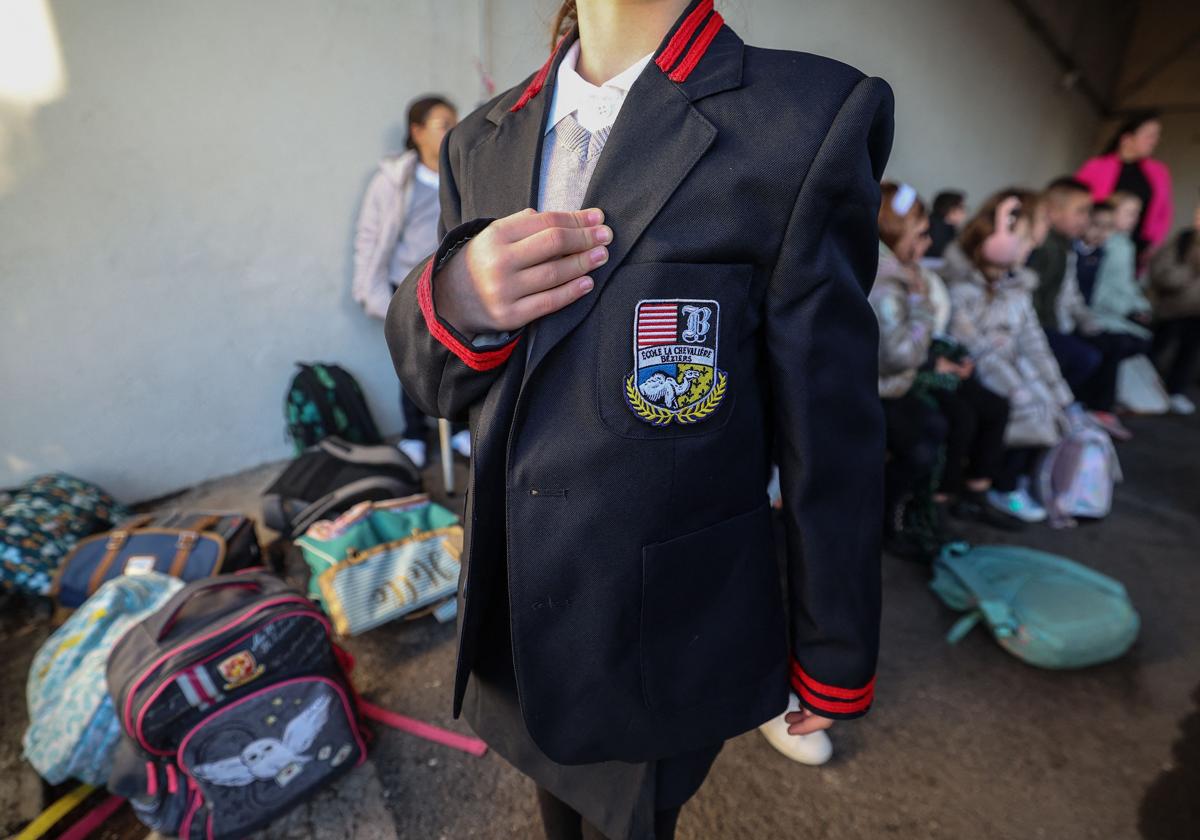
438,418,455,495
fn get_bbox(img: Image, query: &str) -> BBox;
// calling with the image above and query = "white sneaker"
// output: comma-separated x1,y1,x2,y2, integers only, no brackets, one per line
450,430,471,459
1169,393,1196,415
986,489,1047,523
757,693,833,766
398,439,427,469
1015,487,1048,520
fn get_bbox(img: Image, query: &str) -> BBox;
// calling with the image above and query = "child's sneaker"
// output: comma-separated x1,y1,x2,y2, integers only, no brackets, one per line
1169,393,1196,415
986,489,1047,523
758,693,833,766
398,439,427,469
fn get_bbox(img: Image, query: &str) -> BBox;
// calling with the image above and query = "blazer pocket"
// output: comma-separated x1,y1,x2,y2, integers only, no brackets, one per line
595,261,752,439
640,503,785,713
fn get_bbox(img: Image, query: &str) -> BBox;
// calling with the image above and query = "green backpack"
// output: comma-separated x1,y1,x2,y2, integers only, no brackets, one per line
930,543,1140,669
285,362,383,454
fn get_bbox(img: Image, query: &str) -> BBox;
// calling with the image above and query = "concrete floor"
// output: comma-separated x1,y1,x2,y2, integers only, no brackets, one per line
2,408,1197,840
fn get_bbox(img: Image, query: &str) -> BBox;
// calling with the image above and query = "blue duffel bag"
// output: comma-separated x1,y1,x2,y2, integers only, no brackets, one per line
50,514,229,615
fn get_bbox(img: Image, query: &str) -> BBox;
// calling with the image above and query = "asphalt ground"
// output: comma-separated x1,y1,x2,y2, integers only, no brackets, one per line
2,405,1196,839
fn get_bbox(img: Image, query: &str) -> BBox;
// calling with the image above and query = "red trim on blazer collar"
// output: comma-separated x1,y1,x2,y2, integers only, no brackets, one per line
654,0,714,76
791,659,876,714
665,10,724,82
509,0,725,113
417,259,520,371
510,32,571,113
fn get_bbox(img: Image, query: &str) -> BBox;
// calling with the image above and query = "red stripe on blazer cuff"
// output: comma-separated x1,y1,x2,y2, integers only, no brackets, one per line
791,659,876,702
416,259,518,371
793,680,874,715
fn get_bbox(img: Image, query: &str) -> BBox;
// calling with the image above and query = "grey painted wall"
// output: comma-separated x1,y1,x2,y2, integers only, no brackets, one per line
2,0,1107,500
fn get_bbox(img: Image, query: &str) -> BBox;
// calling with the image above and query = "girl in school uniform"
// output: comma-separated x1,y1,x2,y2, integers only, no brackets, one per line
386,1,893,837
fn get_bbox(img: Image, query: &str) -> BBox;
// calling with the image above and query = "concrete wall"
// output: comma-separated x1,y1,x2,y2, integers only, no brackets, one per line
0,0,489,500
1,0,1106,501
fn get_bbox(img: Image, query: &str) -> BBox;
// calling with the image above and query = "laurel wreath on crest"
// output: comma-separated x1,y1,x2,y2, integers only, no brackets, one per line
624,370,727,426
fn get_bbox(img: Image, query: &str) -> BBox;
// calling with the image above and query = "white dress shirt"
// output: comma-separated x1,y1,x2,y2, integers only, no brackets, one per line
545,40,655,136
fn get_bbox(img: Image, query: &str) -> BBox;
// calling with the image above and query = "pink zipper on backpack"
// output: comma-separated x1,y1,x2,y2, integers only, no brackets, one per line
122,594,318,752
134,609,332,755
179,777,203,840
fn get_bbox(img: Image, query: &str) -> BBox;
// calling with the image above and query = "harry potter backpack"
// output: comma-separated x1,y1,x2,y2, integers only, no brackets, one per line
105,573,365,839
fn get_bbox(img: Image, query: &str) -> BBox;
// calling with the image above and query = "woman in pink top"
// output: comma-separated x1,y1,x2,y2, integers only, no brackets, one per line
1076,111,1173,262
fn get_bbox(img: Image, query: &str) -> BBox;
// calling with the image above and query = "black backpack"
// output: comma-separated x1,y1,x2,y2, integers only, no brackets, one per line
262,438,422,539
105,573,365,839
285,363,382,454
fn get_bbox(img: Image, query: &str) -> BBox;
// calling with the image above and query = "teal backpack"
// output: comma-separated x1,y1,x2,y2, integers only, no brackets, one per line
285,362,383,455
930,543,1140,669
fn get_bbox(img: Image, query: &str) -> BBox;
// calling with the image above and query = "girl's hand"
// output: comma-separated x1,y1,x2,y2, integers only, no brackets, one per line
433,207,612,337
785,708,834,736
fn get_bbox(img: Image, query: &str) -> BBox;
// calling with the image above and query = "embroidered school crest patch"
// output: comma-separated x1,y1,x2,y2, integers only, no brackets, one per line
625,299,727,426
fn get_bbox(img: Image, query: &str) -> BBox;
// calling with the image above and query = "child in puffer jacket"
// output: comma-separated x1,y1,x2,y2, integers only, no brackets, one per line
941,189,1075,524
870,183,947,556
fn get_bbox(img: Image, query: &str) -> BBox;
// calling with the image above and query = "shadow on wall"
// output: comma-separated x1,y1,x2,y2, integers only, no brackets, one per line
0,0,66,195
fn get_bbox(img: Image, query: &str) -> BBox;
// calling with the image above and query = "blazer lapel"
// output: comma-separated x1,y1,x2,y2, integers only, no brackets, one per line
465,31,579,221
464,0,744,387
521,24,745,385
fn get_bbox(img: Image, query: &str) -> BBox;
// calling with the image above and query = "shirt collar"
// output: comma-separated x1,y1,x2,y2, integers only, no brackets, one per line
414,162,439,189
545,40,654,135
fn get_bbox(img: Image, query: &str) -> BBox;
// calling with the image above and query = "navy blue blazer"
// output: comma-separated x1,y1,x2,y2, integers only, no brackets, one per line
387,0,894,765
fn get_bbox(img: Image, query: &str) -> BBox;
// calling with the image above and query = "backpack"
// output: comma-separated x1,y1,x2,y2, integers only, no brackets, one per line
930,543,1140,669
1,473,128,596
105,573,366,839
51,513,262,617
24,572,183,785
285,363,383,454
1036,416,1123,528
295,496,462,635
262,437,422,539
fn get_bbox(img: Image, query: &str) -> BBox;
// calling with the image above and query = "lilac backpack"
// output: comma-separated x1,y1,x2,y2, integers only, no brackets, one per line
1037,416,1123,528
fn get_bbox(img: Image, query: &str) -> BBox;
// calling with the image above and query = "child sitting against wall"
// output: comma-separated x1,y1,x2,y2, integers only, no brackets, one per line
1149,202,1200,415
870,182,948,557
1090,192,1154,341
1028,179,1141,439
909,211,1021,531
941,189,1074,524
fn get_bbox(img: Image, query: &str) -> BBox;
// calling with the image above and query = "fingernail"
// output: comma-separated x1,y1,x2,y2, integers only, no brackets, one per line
595,226,612,244
579,277,594,292
590,247,607,264
586,209,603,224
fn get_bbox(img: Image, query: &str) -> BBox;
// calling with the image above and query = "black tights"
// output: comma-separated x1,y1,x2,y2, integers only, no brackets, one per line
536,786,681,840
994,446,1044,494
934,377,1009,495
